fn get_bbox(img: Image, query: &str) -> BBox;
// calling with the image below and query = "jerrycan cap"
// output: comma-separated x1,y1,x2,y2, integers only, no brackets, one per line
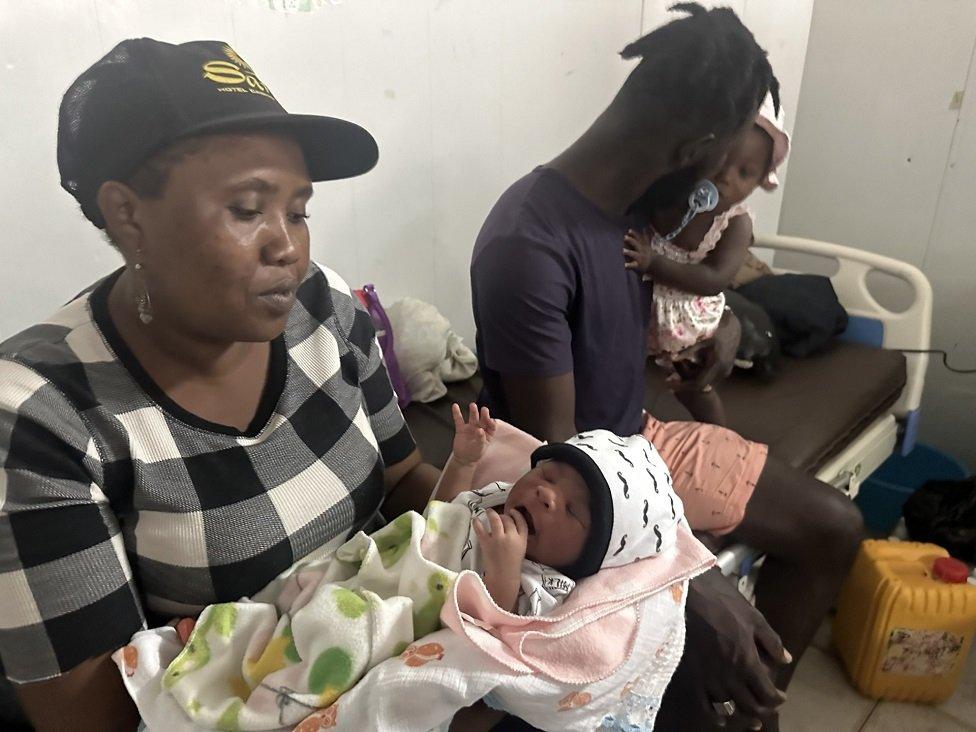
933,557,969,584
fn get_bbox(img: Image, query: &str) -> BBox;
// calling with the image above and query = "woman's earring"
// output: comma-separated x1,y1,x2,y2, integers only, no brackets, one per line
133,260,153,324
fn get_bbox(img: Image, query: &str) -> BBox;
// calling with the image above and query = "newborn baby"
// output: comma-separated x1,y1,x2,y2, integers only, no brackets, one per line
435,404,684,615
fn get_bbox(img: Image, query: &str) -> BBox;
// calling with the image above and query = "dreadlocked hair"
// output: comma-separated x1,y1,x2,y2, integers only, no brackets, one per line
619,2,780,141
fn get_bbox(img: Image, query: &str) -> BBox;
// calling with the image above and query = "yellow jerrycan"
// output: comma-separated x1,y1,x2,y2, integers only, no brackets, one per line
833,540,976,702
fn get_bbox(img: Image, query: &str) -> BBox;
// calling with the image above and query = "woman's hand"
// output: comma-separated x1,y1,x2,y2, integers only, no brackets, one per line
473,508,528,611
451,403,496,466
623,228,657,273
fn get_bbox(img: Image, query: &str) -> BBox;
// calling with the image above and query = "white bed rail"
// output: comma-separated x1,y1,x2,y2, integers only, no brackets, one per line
753,234,932,416
715,236,933,584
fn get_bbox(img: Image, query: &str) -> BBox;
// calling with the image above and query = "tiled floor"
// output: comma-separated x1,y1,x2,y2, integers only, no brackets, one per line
780,617,976,731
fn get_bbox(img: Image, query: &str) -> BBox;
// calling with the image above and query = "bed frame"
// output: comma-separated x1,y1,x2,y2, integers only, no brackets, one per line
715,233,933,586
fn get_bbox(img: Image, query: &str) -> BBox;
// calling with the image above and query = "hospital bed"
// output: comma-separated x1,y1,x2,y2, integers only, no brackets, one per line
402,233,932,591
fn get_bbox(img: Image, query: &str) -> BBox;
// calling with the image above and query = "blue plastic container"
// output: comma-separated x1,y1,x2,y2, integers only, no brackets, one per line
855,444,969,535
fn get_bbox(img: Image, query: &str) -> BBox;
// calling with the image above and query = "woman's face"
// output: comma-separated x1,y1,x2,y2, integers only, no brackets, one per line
134,133,313,343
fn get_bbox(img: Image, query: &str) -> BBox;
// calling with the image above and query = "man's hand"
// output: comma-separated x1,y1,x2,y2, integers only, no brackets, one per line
684,568,790,727
473,508,528,611
451,403,496,466
672,309,740,392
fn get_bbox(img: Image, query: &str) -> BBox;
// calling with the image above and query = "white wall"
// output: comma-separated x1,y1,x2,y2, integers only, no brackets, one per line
779,0,976,468
0,0,811,348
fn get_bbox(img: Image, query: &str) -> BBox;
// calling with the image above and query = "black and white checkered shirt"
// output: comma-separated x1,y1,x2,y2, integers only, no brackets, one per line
0,262,414,683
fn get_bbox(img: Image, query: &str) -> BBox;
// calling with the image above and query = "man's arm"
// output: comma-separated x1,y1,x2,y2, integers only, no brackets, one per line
499,372,577,443
472,234,577,443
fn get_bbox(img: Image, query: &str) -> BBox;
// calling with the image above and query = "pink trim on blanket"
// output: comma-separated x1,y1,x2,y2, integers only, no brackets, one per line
441,522,714,684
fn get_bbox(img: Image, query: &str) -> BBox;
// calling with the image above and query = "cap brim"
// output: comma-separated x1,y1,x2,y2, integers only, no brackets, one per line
180,111,378,182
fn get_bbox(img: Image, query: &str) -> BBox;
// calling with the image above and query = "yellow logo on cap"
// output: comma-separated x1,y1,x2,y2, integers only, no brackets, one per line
202,45,275,99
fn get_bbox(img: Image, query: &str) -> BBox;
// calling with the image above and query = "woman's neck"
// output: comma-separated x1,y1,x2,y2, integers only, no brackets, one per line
107,270,266,381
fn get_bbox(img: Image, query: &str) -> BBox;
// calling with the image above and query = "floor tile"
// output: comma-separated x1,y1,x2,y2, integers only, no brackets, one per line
861,701,976,731
780,646,876,732
939,644,976,728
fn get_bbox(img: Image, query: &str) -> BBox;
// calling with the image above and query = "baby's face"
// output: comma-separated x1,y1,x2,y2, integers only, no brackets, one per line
714,125,773,207
504,459,591,570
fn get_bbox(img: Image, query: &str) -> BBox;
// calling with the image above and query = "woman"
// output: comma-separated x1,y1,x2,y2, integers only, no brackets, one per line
0,39,438,730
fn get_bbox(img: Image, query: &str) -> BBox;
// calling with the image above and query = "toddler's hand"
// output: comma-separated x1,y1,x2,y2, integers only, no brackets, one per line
474,508,528,575
451,402,496,466
623,228,657,273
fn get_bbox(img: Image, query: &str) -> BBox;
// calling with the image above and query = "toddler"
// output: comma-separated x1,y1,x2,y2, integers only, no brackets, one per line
623,93,790,426
435,404,683,615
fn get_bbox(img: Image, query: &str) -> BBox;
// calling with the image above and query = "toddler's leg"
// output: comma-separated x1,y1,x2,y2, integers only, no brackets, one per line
675,386,726,426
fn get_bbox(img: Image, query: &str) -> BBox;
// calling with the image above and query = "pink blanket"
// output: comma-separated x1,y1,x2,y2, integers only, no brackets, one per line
440,421,715,685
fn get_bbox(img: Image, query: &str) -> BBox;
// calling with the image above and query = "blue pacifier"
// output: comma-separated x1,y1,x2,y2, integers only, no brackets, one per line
658,179,719,241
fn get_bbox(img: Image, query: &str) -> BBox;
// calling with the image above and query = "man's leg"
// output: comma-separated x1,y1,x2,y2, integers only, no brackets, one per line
659,456,863,732
729,454,865,688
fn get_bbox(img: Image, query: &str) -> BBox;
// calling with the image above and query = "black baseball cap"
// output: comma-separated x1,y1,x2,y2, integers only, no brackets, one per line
57,38,379,228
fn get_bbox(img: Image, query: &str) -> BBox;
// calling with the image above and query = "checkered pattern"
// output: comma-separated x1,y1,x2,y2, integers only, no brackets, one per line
0,262,414,683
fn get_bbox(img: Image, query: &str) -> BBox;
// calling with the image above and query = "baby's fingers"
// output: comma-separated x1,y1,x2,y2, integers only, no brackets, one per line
509,508,528,536
479,407,495,433
498,513,517,534
451,403,464,429
486,508,504,536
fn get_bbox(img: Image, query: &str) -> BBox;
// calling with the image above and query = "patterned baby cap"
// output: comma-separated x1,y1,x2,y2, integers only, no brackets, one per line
531,430,684,578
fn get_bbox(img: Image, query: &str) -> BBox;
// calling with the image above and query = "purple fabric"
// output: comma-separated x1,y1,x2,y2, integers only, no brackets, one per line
471,167,652,436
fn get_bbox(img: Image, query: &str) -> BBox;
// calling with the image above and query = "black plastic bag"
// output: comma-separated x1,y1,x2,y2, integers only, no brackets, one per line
903,477,976,563
723,289,781,380
737,274,848,357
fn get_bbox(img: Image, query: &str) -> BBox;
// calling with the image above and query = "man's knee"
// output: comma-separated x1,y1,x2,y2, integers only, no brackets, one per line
806,486,864,566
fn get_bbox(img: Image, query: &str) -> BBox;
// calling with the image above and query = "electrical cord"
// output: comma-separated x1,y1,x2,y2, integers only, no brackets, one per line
897,349,976,374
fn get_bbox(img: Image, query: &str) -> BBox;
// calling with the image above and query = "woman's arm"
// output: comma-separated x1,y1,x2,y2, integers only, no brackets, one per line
382,449,441,518
16,652,139,732
628,215,754,296
0,362,147,731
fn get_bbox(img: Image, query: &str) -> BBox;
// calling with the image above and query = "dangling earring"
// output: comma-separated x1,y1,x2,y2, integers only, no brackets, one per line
133,257,153,325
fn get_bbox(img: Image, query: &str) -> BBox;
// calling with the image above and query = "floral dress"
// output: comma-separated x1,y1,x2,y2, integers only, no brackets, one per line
647,203,753,359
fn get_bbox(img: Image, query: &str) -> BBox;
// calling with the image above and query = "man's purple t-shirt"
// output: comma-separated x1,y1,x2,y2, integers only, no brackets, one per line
471,167,652,436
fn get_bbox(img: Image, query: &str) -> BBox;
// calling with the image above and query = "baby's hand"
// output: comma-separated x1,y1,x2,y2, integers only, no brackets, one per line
623,228,657,273
451,402,496,466
474,508,528,575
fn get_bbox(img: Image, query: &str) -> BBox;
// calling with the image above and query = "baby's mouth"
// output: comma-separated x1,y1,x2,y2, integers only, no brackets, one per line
513,505,536,535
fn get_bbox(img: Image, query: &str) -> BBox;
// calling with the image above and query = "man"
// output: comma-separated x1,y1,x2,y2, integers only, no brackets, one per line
471,5,863,730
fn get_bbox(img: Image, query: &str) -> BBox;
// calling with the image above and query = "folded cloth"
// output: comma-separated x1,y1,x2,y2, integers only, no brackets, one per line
386,298,477,402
